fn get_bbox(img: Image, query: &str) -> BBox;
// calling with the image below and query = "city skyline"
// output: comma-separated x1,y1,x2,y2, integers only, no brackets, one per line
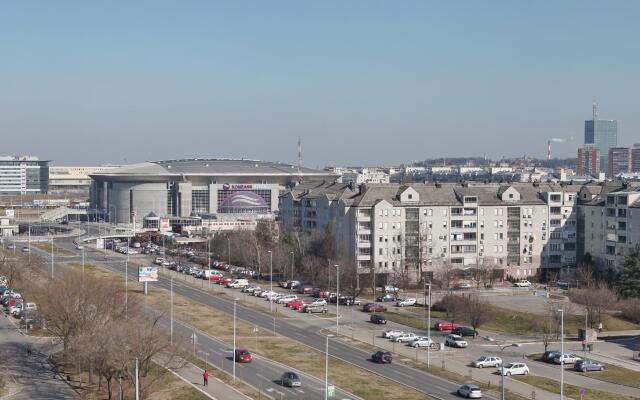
1,1,639,166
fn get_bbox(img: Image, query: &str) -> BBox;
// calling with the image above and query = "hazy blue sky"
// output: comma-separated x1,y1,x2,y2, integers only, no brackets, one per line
1,1,639,167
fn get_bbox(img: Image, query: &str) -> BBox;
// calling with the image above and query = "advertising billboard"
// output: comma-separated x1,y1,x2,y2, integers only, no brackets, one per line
138,266,158,282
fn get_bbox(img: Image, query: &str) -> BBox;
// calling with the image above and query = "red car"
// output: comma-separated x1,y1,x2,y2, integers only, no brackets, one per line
234,349,252,363
434,321,459,331
219,277,233,286
289,300,311,311
208,273,223,281
362,303,386,312
297,285,313,294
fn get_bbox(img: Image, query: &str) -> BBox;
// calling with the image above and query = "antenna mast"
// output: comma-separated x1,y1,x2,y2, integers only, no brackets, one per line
297,138,302,182
593,102,598,120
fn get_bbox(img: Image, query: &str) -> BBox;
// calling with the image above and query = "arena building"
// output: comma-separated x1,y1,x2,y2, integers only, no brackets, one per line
89,158,335,225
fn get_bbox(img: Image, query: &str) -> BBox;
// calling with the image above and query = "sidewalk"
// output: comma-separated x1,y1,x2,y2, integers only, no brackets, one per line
156,353,253,400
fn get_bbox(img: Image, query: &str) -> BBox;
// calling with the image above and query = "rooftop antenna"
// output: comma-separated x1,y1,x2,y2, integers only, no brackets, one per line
297,137,302,182
593,102,598,120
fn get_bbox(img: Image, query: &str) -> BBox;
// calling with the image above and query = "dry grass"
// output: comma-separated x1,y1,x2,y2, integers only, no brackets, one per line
515,375,640,400
32,242,75,257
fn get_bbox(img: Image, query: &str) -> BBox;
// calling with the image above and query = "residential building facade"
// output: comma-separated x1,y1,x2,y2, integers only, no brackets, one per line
577,146,601,176
607,147,632,178
281,182,579,282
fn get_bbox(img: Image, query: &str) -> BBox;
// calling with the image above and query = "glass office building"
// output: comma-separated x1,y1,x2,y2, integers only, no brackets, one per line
0,156,49,195
584,119,617,174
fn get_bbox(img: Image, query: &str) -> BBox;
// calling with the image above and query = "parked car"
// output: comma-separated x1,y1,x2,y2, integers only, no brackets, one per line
574,359,605,372
372,351,392,364
514,280,532,287
434,321,459,331
363,303,386,312
22,246,30,253
297,285,313,294
309,298,327,306
452,326,478,337
370,314,387,324
234,349,252,363
445,334,468,348
397,298,417,307
277,295,299,304
386,331,407,341
383,329,404,339
393,332,418,343
376,294,397,302
302,305,328,314
553,354,581,365
289,300,311,311
472,356,502,368
409,337,434,348
227,279,249,288
383,285,399,293
241,285,261,293
541,350,561,363
501,363,529,376
280,372,301,387
457,384,482,399
455,282,472,290
339,296,361,306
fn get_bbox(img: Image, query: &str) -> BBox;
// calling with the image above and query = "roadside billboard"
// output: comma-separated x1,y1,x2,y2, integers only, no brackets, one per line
138,266,158,282
96,238,105,249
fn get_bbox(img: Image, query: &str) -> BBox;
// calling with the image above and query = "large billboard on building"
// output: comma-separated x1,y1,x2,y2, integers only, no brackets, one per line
218,183,271,214
138,266,158,282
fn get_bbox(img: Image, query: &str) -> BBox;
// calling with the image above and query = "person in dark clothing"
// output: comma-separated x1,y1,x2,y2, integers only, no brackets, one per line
26,344,32,356
203,370,209,386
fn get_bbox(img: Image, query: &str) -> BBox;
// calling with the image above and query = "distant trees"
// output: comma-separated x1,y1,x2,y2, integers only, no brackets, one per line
568,285,617,328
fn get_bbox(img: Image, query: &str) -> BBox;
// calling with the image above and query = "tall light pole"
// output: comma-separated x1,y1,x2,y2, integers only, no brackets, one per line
233,298,238,382
51,237,54,278
125,251,129,317
486,337,521,400
227,237,231,266
290,251,294,283
426,280,432,367
27,224,31,263
82,247,85,274
268,250,273,313
325,334,334,400
334,264,340,336
170,276,174,345
559,308,565,400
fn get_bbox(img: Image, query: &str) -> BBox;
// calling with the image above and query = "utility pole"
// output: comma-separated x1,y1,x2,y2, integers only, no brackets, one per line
269,250,273,313
335,264,340,336
170,276,174,345
135,358,139,400
51,237,54,278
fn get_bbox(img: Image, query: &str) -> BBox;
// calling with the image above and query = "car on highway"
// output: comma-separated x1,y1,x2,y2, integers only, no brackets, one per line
362,303,386,312
397,298,417,307
372,351,392,364
501,362,529,376
22,246,30,252
472,356,502,368
454,282,472,290
302,304,328,314
574,359,605,372
434,321,459,331
452,326,478,337
553,354,581,365
280,372,301,387
393,332,418,343
376,294,397,302
409,337,434,348
7,244,15,250
445,334,468,348
234,349,253,363
370,314,387,324
513,280,532,287
457,384,482,398
75,245,83,250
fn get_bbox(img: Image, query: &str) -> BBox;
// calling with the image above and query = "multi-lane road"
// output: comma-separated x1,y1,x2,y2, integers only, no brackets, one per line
39,223,496,400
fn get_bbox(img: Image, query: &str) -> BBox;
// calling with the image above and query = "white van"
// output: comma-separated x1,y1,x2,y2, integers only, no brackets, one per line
227,279,249,288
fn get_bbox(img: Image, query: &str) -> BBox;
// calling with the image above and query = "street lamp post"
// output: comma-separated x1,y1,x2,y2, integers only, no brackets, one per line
227,237,231,266
233,298,238,382
485,337,522,400
426,280,432,367
82,247,85,274
335,264,340,336
268,250,273,313
51,237,54,278
290,251,294,282
170,276,174,345
559,308,565,400
325,334,334,400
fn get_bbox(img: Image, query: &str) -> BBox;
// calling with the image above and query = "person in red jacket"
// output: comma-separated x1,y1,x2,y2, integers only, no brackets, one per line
202,370,209,386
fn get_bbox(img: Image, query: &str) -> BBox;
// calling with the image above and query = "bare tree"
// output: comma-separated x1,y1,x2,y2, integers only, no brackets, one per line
569,285,617,328
464,294,494,333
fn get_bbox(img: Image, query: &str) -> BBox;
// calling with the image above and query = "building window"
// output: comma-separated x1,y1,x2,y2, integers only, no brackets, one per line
191,189,209,214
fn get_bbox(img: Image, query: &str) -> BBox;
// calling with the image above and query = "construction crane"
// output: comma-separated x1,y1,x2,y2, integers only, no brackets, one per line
547,137,567,160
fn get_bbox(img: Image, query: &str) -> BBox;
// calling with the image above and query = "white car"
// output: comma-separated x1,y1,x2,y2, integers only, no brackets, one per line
310,298,327,306
446,334,468,348
501,362,529,376
75,245,84,250
260,290,277,298
387,331,407,341
553,354,581,365
514,280,532,287
409,337,434,348
383,329,404,339
393,332,418,343
472,356,502,368
268,293,284,302
457,384,482,399
277,295,299,304
397,298,417,307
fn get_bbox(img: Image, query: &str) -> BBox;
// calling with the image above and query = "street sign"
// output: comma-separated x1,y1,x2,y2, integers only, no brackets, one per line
96,238,104,249
578,388,585,396
327,385,336,398
138,266,159,282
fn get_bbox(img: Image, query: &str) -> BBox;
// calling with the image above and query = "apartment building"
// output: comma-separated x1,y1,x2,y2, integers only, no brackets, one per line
281,182,579,281
580,183,640,270
577,146,600,176
607,147,632,178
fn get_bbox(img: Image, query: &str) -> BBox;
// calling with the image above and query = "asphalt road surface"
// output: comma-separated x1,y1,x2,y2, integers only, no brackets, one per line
46,226,496,400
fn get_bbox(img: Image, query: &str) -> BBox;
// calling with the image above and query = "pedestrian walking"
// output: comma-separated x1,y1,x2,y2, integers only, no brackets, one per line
203,370,209,386
26,344,32,356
